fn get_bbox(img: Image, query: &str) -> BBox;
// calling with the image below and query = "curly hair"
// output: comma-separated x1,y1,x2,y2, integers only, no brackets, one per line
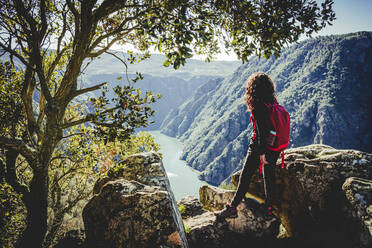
244,72,276,111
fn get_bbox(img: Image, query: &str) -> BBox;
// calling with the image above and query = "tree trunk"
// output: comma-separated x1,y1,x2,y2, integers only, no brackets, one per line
17,167,49,248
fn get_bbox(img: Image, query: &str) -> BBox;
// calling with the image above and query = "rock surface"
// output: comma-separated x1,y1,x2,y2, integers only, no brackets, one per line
177,195,206,219
179,143,372,247
83,152,188,248
342,177,372,247
179,191,280,248
184,212,228,248
225,145,372,245
199,185,280,237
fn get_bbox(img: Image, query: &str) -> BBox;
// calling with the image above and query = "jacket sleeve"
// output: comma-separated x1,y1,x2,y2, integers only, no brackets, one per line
252,103,271,155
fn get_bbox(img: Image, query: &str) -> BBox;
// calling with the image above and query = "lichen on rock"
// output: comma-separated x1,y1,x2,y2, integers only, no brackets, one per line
342,177,372,247
83,152,188,248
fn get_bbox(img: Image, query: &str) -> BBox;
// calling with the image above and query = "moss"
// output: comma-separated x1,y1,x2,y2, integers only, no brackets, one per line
183,220,191,234
219,181,237,190
178,204,186,215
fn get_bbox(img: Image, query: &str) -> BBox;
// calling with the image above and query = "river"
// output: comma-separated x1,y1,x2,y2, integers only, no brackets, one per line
148,130,207,201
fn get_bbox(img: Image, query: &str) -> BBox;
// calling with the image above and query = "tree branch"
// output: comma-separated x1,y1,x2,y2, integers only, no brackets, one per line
0,42,30,67
60,104,122,130
60,115,93,129
87,36,122,58
14,0,38,32
39,0,48,37
21,66,38,136
88,12,143,52
71,82,106,98
4,149,30,201
98,50,130,83
36,91,46,140
0,137,37,164
57,6,68,54
92,0,148,22
32,48,52,103
46,46,68,83
66,0,80,38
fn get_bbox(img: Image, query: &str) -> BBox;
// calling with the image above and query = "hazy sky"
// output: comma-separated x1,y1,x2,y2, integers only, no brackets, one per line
215,0,372,60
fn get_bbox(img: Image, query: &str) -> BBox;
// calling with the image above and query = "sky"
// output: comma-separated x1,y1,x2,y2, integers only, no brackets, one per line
214,0,372,61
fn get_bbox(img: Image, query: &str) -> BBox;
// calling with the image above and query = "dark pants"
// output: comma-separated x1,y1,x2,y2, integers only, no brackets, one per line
231,142,280,207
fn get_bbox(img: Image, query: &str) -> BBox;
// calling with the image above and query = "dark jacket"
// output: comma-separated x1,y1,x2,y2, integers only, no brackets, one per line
251,102,272,155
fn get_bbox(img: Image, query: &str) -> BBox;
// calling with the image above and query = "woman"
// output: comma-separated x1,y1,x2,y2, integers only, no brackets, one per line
216,72,281,220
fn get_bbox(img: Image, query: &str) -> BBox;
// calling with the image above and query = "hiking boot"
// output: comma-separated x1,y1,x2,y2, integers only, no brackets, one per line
215,204,238,221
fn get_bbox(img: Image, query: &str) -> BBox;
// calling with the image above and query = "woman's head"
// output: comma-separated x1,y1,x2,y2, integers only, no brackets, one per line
244,72,276,111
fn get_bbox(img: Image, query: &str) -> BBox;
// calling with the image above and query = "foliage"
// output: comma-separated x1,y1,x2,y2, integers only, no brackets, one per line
0,61,160,246
1,127,160,247
44,130,160,246
0,181,26,248
0,0,334,246
0,61,24,138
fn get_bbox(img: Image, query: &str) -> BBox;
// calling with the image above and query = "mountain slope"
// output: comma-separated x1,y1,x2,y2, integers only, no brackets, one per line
82,53,239,130
86,73,219,129
161,32,372,186
84,53,240,80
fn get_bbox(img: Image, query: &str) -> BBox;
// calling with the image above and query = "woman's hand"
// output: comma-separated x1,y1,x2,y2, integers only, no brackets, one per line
260,154,268,165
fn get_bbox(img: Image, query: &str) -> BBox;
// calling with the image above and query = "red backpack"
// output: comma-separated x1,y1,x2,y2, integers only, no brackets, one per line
250,102,290,173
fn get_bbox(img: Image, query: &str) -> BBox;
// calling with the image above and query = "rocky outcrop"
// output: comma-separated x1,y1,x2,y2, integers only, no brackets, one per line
342,177,372,247
83,152,188,248
184,211,229,248
199,186,280,237
82,145,371,248
177,195,206,219
178,145,371,248
179,191,280,248
161,31,372,186
198,185,235,212
223,145,372,246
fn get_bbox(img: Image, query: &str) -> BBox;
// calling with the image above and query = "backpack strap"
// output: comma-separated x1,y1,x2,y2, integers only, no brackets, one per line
249,114,257,140
259,161,263,174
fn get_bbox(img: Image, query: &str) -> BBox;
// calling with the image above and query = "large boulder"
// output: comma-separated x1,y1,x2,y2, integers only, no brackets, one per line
177,195,207,219
342,177,372,247
184,212,228,248
199,186,280,237
230,144,372,241
180,190,280,248
83,152,188,248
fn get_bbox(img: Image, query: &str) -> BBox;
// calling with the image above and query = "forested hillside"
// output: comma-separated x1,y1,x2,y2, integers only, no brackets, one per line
161,32,372,186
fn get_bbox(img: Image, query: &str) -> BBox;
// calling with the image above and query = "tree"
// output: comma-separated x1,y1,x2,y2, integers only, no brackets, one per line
0,63,161,246
0,0,334,247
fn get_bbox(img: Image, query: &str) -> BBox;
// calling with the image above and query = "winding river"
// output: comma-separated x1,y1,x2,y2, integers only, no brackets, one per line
148,131,207,201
